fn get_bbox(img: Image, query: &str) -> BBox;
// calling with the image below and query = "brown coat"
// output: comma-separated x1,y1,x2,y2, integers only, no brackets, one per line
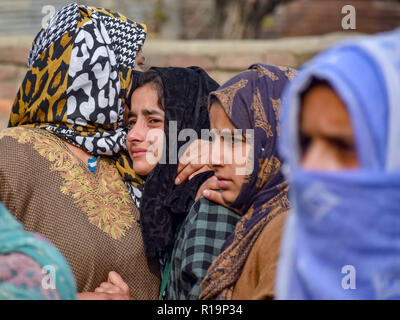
231,211,288,300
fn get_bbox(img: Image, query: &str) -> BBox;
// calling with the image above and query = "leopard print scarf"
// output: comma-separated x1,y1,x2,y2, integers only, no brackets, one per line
9,2,145,190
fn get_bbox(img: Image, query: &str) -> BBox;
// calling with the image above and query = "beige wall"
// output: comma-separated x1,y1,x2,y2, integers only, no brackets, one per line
0,32,364,129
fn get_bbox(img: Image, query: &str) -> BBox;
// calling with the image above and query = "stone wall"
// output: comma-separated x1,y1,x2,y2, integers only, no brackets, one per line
269,0,400,37
0,32,365,129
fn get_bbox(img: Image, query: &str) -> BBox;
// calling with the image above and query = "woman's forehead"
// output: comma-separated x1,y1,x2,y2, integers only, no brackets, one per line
130,84,163,113
209,102,235,130
301,85,353,136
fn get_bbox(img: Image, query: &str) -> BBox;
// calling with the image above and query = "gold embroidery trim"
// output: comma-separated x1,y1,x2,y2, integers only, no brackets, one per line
0,127,134,240
257,156,281,189
213,79,248,117
251,88,273,137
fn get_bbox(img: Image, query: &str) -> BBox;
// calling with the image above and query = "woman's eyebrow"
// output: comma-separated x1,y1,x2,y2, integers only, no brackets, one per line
142,109,164,116
127,109,164,118
127,111,136,118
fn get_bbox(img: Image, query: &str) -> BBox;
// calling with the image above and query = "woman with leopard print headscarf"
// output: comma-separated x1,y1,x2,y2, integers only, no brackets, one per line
0,3,160,299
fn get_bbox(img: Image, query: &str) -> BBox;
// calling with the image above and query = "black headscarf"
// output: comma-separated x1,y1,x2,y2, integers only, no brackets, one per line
135,66,219,259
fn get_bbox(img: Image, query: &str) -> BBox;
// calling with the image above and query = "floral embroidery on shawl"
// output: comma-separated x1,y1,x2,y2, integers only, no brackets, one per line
212,79,248,117
271,98,281,136
277,66,298,80
257,156,281,189
254,64,279,81
251,88,273,137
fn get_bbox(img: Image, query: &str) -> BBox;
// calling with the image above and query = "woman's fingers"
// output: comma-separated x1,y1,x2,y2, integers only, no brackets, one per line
78,292,112,300
188,165,212,181
195,176,218,200
94,287,105,293
94,282,120,294
108,271,130,295
202,189,227,207
175,163,208,185
177,152,199,174
176,139,212,184
100,282,118,291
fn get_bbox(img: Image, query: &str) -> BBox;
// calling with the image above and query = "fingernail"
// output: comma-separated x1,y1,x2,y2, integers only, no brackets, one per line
203,190,209,196
175,177,180,184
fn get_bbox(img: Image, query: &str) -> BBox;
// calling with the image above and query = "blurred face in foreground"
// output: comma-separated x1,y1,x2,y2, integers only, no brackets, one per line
126,83,165,176
209,101,250,204
299,84,359,170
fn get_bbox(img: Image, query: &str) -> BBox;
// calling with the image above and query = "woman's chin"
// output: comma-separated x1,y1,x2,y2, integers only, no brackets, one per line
220,189,239,205
132,162,155,177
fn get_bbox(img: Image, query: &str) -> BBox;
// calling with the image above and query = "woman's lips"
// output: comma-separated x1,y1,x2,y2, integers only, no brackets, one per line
216,176,232,189
131,147,148,158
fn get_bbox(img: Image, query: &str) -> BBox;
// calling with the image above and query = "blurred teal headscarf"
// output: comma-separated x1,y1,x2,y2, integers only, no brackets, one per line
0,203,76,299
276,28,400,299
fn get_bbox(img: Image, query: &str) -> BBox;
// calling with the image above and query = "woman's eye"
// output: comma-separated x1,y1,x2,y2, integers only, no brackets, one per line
331,138,355,152
300,133,311,154
149,119,161,124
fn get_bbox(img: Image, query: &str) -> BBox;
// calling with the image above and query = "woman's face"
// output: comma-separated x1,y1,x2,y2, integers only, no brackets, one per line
123,51,146,122
299,84,359,170
209,101,250,204
126,83,165,176
134,50,146,71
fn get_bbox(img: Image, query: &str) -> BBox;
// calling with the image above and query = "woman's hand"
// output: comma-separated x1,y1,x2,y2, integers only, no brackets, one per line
77,292,130,300
198,176,228,208
198,176,241,215
195,176,219,201
175,139,212,185
92,271,131,300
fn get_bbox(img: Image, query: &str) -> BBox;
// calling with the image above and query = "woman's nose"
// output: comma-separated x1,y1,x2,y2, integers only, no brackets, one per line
301,140,340,171
210,138,225,168
127,121,145,142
